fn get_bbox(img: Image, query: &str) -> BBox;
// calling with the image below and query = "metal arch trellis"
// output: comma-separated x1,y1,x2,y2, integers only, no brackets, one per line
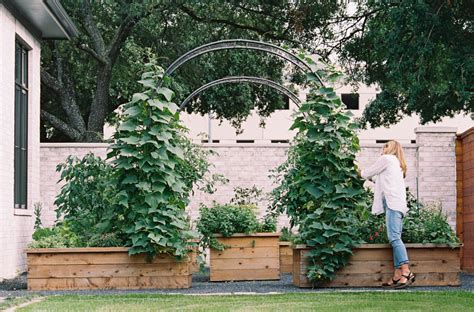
164,39,321,77
179,76,301,111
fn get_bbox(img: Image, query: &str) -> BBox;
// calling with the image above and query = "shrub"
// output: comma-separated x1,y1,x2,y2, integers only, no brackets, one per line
197,204,276,250
29,223,83,248
54,153,117,243
358,191,459,246
86,233,124,247
258,214,278,233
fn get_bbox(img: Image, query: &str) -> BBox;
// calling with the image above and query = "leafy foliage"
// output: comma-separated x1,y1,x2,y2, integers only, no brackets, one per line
358,190,459,246
279,227,297,242
34,62,220,252
105,60,199,258
54,153,119,244
179,139,228,195
197,203,275,251
86,233,124,248
42,1,472,141
403,201,459,245
259,214,278,233
33,202,43,230
198,185,277,250
339,0,473,127
230,185,265,206
29,222,83,248
271,66,370,285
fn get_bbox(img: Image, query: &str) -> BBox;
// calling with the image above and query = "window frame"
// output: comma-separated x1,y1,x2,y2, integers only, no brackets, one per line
14,40,29,210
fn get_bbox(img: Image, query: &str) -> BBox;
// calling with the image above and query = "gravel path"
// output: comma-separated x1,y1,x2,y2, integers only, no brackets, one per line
1,272,473,298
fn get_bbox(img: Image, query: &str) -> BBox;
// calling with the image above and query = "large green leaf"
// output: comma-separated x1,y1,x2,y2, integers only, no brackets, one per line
156,87,174,102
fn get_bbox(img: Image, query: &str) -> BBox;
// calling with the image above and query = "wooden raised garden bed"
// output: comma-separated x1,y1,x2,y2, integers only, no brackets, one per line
293,244,461,287
210,233,280,281
279,242,293,274
27,247,192,290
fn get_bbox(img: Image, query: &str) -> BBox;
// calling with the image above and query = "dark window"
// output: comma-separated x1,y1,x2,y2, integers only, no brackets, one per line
341,93,359,110
376,140,389,144
14,41,28,209
236,140,254,144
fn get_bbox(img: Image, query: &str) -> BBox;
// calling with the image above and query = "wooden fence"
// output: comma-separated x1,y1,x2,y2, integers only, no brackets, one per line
456,127,474,272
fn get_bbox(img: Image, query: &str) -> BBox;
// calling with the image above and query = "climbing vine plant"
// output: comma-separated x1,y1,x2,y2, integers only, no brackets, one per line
271,65,369,284
107,60,199,258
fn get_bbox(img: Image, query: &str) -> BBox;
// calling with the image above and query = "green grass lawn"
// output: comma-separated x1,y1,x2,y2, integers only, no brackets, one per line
15,291,474,312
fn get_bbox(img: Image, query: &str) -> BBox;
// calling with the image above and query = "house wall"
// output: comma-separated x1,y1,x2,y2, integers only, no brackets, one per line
155,84,473,145
39,128,458,231
0,4,41,280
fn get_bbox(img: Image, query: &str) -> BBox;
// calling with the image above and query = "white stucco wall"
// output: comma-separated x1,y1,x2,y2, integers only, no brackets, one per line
0,4,41,280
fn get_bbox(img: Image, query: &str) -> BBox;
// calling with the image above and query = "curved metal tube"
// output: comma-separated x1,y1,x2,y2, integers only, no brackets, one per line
164,39,324,86
179,76,301,111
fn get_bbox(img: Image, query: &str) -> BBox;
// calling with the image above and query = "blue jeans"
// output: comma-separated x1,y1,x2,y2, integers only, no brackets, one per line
383,198,409,268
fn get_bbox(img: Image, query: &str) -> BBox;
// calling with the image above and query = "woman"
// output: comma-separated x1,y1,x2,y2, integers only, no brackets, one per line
360,140,415,289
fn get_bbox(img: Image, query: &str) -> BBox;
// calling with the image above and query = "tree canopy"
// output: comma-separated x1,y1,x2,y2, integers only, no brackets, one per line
336,0,473,127
41,0,343,142
41,0,473,142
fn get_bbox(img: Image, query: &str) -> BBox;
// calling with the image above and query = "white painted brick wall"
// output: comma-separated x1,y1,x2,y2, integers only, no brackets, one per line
0,4,41,280
38,141,421,231
39,127,459,233
415,127,458,228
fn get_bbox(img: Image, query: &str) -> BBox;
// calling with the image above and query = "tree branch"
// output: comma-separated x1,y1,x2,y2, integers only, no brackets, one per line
107,16,137,63
77,42,108,64
41,110,83,141
42,59,87,134
80,0,106,57
40,68,63,94
178,4,301,44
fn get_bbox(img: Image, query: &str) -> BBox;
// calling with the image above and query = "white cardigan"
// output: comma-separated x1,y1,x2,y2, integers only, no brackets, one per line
361,154,408,216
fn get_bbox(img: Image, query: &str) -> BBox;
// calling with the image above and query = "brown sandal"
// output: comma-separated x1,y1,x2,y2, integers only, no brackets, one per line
395,272,415,289
382,277,401,287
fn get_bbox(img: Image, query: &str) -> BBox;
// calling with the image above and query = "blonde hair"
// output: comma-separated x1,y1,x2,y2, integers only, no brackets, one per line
383,140,407,178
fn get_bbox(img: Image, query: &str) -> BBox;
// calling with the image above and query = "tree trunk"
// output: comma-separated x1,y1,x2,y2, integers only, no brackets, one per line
85,64,112,142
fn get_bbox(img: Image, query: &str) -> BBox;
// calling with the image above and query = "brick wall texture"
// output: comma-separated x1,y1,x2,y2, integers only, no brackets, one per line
0,4,41,280
38,128,457,232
